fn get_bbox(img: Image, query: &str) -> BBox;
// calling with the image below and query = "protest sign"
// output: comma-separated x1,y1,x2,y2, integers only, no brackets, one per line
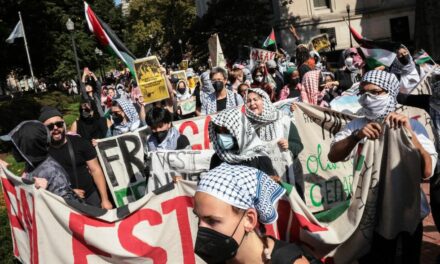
250,48,276,66
208,33,226,68
309,34,331,52
178,97,197,115
330,95,362,115
147,150,214,192
95,129,148,207
173,115,214,150
134,56,169,104
171,70,188,86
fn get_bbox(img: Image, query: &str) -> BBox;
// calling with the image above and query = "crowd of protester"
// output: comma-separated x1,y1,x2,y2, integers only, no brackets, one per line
1,32,440,263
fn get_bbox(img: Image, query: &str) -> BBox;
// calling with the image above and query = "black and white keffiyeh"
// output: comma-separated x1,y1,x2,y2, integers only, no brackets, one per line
360,70,400,121
204,89,241,115
197,163,285,224
147,126,181,151
245,88,283,141
209,108,268,164
113,98,140,135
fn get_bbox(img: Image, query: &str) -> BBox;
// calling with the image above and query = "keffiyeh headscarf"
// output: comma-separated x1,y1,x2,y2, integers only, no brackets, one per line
197,163,285,224
391,45,416,76
175,80,193,101
113,98,140,135
360,70,400,121
209,108,268,164
245,88,283,141
148,126,181,151
204,89,240,115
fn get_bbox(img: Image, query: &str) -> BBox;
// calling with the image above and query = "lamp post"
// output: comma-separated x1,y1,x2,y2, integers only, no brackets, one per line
346,4,353,48
94,47,104,80
66,18,86,98
178,39,183,60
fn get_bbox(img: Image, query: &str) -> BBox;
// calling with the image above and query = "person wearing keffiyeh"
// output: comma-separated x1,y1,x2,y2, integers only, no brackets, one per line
390,45,421,94
329,70,437,264
208,108,276,177
245,88,305,197
110,98,140,136
193,163,310,264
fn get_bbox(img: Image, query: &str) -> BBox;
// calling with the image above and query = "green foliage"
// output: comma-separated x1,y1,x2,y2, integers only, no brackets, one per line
0,0,123,82
125,0,196,63
189,0,274,64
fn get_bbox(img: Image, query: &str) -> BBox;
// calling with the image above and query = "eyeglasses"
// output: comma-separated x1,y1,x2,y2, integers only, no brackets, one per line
359,88,386,95
46,121,64,131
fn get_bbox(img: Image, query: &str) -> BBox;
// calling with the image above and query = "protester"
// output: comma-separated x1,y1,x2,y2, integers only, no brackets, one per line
390,44,421,94
70,100,110,146
334,48,364,94
237,83,249,99
194,163,310,264
133,95,147,126
201,67,243,115
300,70,327,106
208,108,276,177
110,98,140,136
228,67,244,92
38,106,113,209
145,107,190,151
0,120,78,200
245,88,305,197
251,67,266,88
328,70,437,264
175,80,193,101
279,69,301,100
266,60,284,96
296,44,314,81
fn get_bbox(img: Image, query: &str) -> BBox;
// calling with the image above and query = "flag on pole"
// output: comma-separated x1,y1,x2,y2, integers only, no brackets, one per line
5,21,24,44
413,49,433,65
263,28,276,48
349,26,398,69
84,1,136,76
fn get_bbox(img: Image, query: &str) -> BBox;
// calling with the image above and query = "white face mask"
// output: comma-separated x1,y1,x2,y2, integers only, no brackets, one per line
345,57,354,67
358,93,392,121
255,76,263,83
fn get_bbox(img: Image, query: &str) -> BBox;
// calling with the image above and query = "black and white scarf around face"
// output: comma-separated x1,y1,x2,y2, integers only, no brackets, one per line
245,88,283,141
209,108,268,164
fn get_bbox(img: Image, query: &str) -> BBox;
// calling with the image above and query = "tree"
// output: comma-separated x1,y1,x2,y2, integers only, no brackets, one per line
125,0,196,63
0,0,123,82
189,0,274,65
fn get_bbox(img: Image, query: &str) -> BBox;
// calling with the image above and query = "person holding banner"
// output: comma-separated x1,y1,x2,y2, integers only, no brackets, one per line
146,107,190,151
245,88,305,198
328,70,437,264
194,163,310,264
39,107,113,209
201,67,243,115
208,108,276,178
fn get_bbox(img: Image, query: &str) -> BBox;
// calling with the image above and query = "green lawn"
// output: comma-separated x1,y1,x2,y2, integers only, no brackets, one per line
0,91,80,263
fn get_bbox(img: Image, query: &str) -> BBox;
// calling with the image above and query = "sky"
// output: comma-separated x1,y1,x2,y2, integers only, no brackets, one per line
114,0,121,5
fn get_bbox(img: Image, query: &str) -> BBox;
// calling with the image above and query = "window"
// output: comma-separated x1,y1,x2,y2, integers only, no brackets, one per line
313,0,330,8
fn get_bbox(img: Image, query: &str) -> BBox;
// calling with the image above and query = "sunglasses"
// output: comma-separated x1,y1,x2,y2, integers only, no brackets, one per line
46,121,64,131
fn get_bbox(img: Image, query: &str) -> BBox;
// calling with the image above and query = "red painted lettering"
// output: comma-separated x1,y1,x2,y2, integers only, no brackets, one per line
162,196,195,264
118,208,167,263
1,178,23,257
69,213,114,264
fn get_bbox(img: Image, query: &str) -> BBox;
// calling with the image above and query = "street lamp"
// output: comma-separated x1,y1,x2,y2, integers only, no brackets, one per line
178,39,183,60
66,18,86,98
346,4,353,48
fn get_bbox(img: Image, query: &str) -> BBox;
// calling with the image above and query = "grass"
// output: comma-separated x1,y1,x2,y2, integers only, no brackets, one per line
0,90,80,263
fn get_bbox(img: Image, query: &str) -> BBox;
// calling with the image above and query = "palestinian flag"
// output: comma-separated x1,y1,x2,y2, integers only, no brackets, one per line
349,26,398,69
263,28,276,48
84,1,136,76
413,49,433,65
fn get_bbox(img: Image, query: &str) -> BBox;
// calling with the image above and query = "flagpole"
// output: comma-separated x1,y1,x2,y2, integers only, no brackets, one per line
273,28,278,52
18,12,37,93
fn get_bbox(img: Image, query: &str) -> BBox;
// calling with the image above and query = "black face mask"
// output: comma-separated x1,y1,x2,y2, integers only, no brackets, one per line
153,130,168,143
398,54,410,65
81,109,93,119
290,78,299,87
177,87,186,94
194,212,246,264
111,113,123,124
212,81,224,93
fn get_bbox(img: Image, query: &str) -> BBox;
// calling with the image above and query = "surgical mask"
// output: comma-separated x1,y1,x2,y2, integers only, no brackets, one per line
194,212,246,264
153,130,168,143
217,133,234,150
255,76,263,83
212,81,224,93
358,93,392,121
398,54,410,65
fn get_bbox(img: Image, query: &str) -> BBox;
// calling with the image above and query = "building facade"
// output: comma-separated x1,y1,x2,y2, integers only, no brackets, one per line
273,0,416,54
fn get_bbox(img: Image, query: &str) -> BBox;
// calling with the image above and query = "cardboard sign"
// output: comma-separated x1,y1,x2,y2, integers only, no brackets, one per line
171,70,188,86
309,34,331,52
134,56,170,104
250,48,276,65
178,97,197,115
